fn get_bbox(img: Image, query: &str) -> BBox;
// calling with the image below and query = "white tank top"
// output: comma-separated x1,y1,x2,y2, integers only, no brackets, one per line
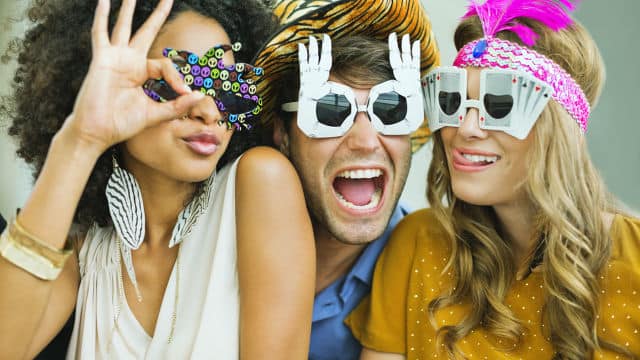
67,159,241,359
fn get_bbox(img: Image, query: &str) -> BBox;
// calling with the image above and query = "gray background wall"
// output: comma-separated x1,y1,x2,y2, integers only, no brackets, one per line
1,1,639,219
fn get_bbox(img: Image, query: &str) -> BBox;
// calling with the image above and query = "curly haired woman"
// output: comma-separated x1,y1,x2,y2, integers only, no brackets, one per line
0,0,314,358
347,1,640,359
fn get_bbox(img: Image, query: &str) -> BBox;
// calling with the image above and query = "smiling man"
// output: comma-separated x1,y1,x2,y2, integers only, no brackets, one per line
253,0,440,358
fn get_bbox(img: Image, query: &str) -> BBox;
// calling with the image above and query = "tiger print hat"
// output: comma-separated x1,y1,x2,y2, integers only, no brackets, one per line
253,0,441,153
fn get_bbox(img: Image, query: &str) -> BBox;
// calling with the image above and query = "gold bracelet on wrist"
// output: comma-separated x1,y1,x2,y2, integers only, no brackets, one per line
0,219,73,281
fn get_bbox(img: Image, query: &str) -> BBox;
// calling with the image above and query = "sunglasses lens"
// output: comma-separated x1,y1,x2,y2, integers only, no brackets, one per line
143,79,179,102
316,93,351,127
484,94,513,119
372,92,407,125
217,91,258,114
438,91,462,116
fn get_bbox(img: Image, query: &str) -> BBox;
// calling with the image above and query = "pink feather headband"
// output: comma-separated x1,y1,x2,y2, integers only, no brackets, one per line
453,0,590,133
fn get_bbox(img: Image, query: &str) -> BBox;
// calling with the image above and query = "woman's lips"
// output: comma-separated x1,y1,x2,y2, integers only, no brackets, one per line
451,148,500,172
183,133,219,156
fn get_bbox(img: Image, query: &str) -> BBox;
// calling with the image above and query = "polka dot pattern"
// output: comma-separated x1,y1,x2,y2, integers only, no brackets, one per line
347,210,640,359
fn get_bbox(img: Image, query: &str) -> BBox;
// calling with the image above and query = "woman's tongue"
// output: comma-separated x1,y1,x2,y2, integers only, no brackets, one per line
333,178,376,206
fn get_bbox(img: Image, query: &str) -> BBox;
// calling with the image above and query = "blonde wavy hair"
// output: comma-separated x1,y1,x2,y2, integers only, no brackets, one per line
426,16,634,359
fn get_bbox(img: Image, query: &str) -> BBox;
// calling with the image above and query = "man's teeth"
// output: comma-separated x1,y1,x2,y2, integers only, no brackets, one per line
462,153,498,163
337,169,382,179
336,188,382,210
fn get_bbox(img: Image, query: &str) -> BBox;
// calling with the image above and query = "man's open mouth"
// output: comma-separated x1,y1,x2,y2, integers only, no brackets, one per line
332,168,385,211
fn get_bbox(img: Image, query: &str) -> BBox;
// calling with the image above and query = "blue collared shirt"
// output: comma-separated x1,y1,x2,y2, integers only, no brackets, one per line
308,204,410,360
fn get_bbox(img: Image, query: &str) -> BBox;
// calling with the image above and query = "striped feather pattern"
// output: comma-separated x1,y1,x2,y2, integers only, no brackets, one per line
107,166,214,300
168,173,215,248
106,165,145,250
253,0,440,152
119,245,143,300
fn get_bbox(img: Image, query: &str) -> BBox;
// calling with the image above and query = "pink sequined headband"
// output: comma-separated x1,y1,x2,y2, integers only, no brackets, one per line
453,0,590,133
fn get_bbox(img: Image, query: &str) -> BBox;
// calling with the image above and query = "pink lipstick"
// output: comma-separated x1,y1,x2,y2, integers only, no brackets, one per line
183,133,219,156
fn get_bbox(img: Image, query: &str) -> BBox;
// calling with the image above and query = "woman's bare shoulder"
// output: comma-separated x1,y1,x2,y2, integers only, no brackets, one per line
236,146,299,186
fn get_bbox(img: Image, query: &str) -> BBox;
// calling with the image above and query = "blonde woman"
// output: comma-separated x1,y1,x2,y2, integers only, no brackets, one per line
346,0,639,359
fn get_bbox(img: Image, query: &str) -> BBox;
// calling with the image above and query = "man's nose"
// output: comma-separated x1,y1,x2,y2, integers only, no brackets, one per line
344,109,382,152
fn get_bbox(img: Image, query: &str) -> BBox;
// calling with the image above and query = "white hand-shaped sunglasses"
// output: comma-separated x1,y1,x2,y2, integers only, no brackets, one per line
281,33,424,138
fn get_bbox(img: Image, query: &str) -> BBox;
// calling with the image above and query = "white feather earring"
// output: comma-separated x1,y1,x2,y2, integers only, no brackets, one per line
168,173,215,248
105,152,216,300
106,154,146,250
105,153,145,299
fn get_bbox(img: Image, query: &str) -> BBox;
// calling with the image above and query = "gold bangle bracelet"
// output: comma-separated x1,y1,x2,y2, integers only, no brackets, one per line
11,219,72,266
0,219,72,280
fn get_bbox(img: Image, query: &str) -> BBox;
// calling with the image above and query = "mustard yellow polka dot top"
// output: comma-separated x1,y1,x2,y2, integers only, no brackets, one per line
346,209,640,359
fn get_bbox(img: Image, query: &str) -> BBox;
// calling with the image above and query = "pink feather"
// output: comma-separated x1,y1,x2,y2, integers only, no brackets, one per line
463,0,579,46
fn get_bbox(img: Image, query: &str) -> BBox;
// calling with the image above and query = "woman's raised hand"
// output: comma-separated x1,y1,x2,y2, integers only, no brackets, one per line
61,0,204,153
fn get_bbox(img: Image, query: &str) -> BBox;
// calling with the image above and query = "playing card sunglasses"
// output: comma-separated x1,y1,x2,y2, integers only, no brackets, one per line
423,66,553,139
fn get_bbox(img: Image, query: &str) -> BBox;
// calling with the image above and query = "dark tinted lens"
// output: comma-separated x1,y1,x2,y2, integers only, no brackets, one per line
372,92,407,125
217,91,258,114
438,91,461,115
316,93,351,127
143,79,180,101
484,94,513,119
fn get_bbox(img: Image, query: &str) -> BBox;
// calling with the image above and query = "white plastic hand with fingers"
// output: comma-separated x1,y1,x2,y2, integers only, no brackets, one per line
368,32,424,135
296,34,339,137
389,32,421,96
298,34,332,99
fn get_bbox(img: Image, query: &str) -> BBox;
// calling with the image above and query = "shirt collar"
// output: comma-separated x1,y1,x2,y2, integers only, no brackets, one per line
312,203,411,322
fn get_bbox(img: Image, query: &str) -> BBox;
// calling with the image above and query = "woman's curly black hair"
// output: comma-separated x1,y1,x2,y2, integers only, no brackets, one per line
1,0,278,227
